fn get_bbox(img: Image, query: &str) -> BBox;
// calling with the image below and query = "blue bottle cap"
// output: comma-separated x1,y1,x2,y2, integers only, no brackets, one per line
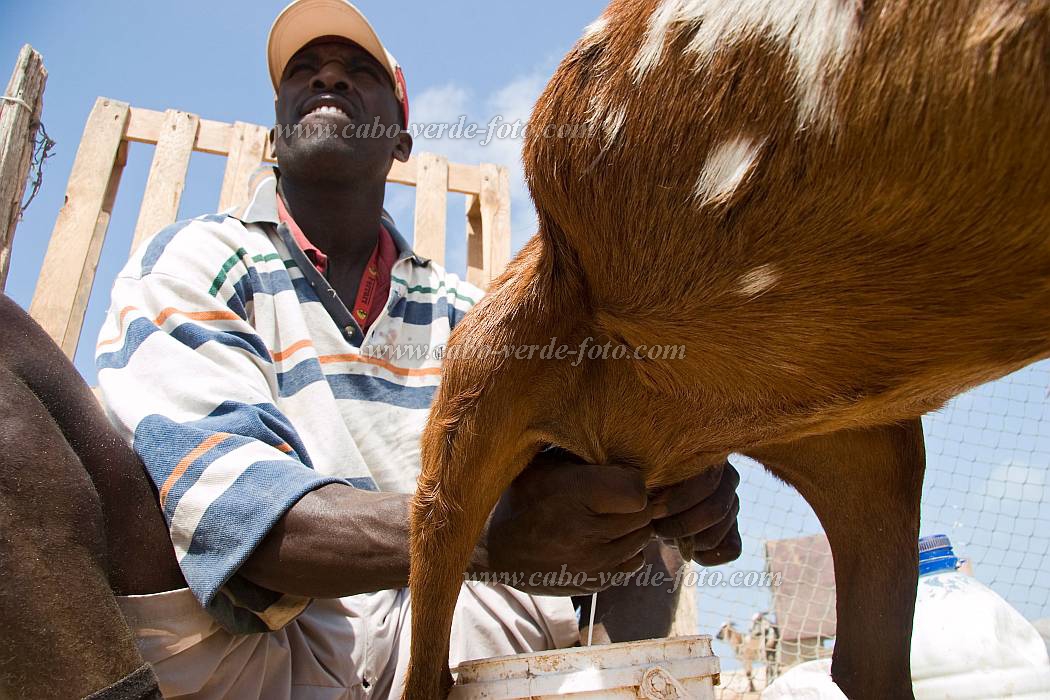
918,534,959,576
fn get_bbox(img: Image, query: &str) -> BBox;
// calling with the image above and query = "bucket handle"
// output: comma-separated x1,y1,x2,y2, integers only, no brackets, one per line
638,665,695,699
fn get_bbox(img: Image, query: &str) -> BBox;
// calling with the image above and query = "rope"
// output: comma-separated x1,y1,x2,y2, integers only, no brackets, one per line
1,94,56,220
0,94,31,110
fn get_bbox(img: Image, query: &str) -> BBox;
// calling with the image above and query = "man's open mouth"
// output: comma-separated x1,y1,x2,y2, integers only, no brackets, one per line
299,94,354,123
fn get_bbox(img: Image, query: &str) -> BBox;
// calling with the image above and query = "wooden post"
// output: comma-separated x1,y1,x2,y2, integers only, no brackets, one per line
0,44,48,290
479,163,511,285
466,165,512,288
465,193,485,287
29,98,130,358
130,109,199,252
218,121,269,212
412,153,448,264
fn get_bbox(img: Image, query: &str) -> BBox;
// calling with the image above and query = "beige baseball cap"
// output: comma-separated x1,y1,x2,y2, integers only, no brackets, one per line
267,0,409,124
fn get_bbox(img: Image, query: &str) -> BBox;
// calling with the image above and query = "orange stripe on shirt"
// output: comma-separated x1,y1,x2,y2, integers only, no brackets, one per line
317,353,443,377
158,433,232,508
153,308,242,326
275,442,295,454
96,306,140,348
271,339,315,362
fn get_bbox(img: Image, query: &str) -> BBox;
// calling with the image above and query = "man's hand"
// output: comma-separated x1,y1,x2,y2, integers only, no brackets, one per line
650,460,742,566
475,449,655,595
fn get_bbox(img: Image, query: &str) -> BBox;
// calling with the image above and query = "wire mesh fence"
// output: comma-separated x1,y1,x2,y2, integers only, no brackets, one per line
696,360,1050,698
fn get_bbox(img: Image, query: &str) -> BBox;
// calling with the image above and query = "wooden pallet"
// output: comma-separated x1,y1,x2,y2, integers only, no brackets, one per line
9,95,512,359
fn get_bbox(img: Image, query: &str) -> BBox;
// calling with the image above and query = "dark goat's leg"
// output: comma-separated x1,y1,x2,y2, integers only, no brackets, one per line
0,365,146,698
749,419,925,700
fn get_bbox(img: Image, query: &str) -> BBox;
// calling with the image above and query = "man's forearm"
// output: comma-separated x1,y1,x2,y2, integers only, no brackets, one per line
240,482,491,598
240,483,414,598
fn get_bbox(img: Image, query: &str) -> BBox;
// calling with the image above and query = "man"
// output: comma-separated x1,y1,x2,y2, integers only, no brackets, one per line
0,1,741,698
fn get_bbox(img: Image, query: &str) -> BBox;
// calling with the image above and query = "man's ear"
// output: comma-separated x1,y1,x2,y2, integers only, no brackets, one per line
393,130,413,163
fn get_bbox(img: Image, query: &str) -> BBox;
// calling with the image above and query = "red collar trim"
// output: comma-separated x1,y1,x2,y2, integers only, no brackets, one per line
276,193,329,275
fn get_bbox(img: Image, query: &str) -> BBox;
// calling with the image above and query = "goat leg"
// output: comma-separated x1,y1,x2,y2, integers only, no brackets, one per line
404,363,553,698
748,419,925,700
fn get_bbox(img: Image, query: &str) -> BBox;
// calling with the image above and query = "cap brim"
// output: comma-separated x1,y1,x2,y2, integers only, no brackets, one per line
267,0,399,94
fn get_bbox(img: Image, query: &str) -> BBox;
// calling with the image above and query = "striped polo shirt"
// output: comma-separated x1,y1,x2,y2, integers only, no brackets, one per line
95,168,482,633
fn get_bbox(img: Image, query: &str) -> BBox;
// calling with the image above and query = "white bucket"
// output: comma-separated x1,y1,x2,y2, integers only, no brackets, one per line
449,635,720,699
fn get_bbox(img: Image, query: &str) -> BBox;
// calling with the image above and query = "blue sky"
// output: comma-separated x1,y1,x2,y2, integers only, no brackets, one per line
3,0,1047,670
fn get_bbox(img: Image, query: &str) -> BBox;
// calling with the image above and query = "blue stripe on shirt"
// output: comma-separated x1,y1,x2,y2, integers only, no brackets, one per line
228,269,318,319
158,433,258,520
389,297,465,327
275,358,437,409
98,317,271,371
97,318,160,371
327,373,437,409
179,457,345,608
135,401,316,518
139,214,228,277
169,322,271,362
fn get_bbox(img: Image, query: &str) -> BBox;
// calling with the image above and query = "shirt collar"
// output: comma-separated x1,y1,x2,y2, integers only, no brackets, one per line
230,165,430,267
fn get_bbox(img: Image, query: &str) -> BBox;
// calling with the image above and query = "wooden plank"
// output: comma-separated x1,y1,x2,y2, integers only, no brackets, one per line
0,44,48,290
478,163,512,285
386,158,416,187
126,106,231,156
389,158,481,195
465,193,485,288
448,162,483,195
126,105,485,194
29,97,130,357
218,121,269,212
130,109,199,252
412,153,448,265
71,140,127,355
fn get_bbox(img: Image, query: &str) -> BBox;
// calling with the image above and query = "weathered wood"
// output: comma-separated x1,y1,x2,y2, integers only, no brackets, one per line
217,121,268,212
27,96,503,358
0,44,48,290
126,106,231,156
465,193,485,287
126,105,485,193
478,163,512,285
29,98,130,357
71,139,127,354
463,165,513,289
388,158,482,196
130,109,199,253
412,153,448,265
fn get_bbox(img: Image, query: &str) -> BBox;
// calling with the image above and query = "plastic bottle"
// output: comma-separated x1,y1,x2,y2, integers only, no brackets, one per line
911,534,1050,699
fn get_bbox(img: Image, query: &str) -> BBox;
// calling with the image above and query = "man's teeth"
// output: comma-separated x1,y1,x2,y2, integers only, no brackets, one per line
308,105,347,118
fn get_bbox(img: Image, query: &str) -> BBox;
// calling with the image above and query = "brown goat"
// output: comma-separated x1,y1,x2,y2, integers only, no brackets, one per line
405,1,1050,698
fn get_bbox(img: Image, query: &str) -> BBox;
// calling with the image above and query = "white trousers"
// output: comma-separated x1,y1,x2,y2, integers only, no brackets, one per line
117,582,580,699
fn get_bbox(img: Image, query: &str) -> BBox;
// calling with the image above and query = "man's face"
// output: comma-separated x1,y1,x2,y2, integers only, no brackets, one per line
274,36,410,179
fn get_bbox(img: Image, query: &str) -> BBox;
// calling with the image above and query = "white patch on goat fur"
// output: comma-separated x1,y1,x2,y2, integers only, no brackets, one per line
735,264,779,298
582,15,610,41
633,0,860,129
694,137,763,206
633,0,682,78
603,106,628,148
